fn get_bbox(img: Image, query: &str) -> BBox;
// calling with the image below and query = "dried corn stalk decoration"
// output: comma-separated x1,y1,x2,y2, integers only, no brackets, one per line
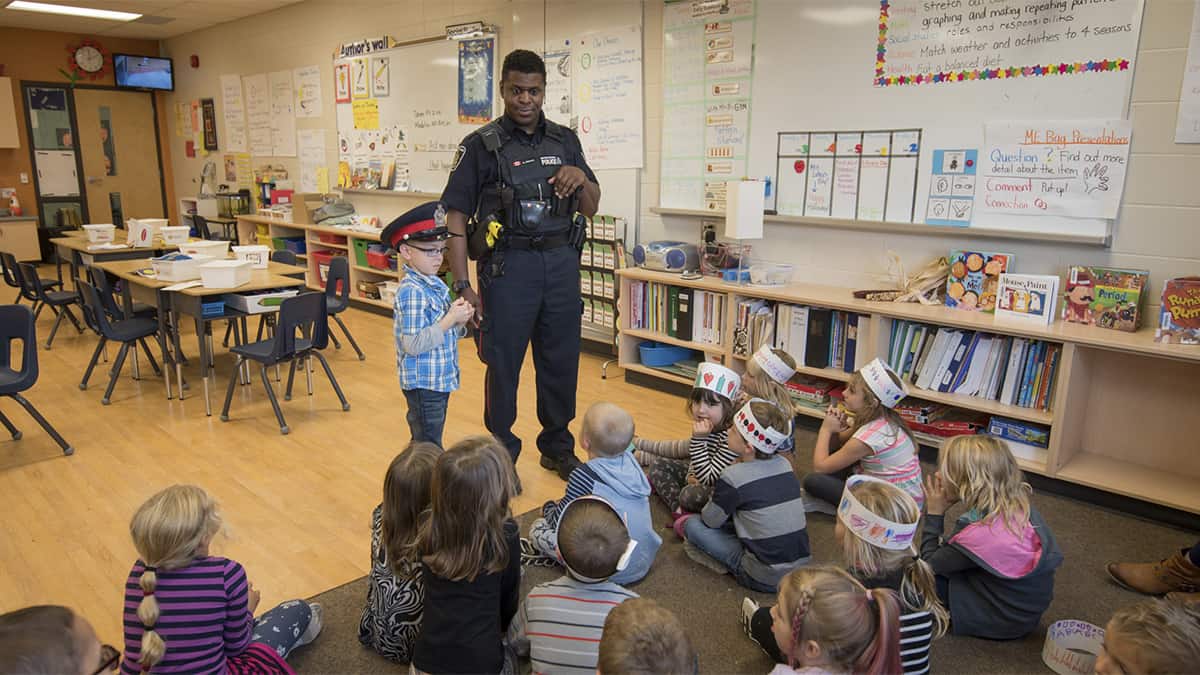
853,253,949,305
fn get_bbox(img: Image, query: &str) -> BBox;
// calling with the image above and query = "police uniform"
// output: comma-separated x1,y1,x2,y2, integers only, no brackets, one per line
441,112,597,468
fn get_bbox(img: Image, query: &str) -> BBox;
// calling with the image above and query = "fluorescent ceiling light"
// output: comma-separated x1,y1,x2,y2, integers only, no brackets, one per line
5,1,141,21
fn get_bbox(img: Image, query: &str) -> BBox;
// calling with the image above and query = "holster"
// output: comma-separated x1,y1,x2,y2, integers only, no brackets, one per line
568,213,588,254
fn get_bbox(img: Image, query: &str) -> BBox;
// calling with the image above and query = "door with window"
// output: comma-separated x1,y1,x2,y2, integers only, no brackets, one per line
73,87,165,224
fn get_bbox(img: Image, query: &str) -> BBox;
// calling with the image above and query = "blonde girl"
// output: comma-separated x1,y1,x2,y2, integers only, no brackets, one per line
120,485,320,674
803,358,923,513
761,566,903,675
921,434,1063,639
744,476,947,674
635,362,742,515
1095,598,1200,675
412,436,521,675
738,345,798,452
359,442,443,663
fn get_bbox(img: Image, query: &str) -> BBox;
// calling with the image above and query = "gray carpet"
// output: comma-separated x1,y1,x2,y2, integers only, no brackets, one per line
290,489,1195,674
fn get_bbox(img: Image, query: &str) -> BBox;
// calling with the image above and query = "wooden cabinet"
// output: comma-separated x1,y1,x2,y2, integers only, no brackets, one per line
0,219,41,261
0,77,19,148
617,267,1200,514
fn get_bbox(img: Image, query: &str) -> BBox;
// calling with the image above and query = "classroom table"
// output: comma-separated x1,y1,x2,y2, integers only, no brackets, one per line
50,235,178,285
95,258,307,414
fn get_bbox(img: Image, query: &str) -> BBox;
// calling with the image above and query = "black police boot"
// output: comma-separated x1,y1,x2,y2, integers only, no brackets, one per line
540,453,583,481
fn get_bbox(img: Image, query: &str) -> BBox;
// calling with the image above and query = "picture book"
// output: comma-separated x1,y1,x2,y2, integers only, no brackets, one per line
1155,277,1200,344
996,274,1059,325
945,250,1013,312
1061,265,1149,332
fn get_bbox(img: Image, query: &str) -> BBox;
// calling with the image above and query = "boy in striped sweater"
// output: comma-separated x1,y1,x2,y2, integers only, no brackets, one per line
509,496,640,675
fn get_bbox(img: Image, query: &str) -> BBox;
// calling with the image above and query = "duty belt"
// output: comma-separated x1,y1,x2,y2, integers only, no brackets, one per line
503,233,571,250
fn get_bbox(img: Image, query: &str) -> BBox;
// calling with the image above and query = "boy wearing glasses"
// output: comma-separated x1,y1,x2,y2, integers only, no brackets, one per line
381,201,475,447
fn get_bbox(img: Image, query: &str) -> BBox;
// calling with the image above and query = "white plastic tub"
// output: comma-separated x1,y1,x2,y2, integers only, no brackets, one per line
179,240,231,258
83,224,115,244
127,218,168,248
232,244,270,269
159,226,190,245
224,289,299,314
151,254,213,282
199,260,253,289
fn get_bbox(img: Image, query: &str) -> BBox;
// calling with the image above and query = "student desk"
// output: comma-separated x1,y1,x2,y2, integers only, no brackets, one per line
50,235,178,284
95,259,307,414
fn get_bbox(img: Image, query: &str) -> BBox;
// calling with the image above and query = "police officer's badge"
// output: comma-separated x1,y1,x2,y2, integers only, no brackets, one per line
450,145,466,172
434,202,447,228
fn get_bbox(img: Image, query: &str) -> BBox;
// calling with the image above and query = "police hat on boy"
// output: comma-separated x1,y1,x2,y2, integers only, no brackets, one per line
380,201,459,250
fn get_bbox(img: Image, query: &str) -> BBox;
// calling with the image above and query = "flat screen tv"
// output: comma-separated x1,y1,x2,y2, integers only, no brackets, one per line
113,54,174,91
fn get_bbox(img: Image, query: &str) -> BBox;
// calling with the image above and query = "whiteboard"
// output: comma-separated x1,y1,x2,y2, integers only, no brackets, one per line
334,36,497,195
743,0,1146,240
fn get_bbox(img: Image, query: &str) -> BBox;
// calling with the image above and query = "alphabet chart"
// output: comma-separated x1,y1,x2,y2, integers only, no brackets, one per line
774,128,921,223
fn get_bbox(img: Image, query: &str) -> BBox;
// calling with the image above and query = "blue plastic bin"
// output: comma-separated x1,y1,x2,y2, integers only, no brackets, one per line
638,342,693,367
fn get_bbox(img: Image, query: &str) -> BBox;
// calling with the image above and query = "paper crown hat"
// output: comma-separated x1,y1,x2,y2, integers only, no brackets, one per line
861,358,907,409
836,475,919,551
732,398,792,455
380,201,460,250
752,344,796,384
693,363,741,400
554,495,638,583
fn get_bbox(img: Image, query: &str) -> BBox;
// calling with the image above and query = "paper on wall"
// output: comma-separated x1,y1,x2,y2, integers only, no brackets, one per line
269,70,297,157
243,73,272,156
1175,0,1200,143
298,128,326,193
219,74,247,152
293,65,322,119
573,25,643,170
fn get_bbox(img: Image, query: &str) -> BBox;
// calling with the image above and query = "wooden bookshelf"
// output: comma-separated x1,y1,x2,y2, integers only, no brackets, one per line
617,267,1200,513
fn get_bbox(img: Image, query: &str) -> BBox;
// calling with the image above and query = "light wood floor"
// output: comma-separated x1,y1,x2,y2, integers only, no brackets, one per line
0,283,693,648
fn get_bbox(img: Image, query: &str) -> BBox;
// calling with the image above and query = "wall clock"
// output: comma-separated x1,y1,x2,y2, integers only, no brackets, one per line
64,39,108,82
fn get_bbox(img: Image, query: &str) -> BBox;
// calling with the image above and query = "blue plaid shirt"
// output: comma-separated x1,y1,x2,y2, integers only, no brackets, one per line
394,265,460,393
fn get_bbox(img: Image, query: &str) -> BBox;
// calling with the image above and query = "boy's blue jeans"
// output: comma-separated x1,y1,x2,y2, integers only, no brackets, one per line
683,517,778,593
403,388,450,448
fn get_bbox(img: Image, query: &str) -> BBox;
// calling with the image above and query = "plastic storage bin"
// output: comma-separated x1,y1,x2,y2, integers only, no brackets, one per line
223,289,300,314
638,342,694,367
151,253,214,282
159,226,190,245
199,260,253,289
271,236,306,254
366,249,395,271
317,232,347,245
380,281,400,305
83,224,115,244
310,250,335,286
127,218,168,248
352,238,371,268
748,260,795,286
232,245,270,269
180,240,231,258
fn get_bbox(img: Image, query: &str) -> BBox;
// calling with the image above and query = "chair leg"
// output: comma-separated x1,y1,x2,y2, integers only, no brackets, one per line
332,314,365,360
32,300,44,320
131,341,141,380
62,305,83,333
80,337,107,390
283,359,297,401
102,343,131,405
328,328,342,350
0,407,20,440
222,321,233,348
260,365,290,434
9,393,72,454
311,351,351,411
219,356,243,422
12,289,22,304
138,338,162,376
305,355,313,396
44,305,66,349
256,315,267,342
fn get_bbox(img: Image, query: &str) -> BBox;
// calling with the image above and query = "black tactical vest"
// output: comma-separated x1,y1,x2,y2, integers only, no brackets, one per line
476,118,574,237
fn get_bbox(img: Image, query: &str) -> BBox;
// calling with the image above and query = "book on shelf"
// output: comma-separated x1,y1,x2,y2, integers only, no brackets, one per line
805,308,833,368
786,374,839,405
677,288,694,342
945,250,1013,312
1062,265,1148,332
1155,277,1200,344
988,416,1050,449
996,274,1059,326
844,314,860,373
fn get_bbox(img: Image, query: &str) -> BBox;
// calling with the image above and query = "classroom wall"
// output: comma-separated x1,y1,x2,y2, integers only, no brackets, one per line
0,27,176,223
163,0,1198,313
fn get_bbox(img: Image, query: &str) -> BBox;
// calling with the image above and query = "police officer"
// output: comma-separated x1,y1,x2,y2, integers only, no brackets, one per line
442,49,599,483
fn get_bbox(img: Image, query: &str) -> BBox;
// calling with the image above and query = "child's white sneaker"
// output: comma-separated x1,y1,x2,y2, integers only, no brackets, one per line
740,597,760,640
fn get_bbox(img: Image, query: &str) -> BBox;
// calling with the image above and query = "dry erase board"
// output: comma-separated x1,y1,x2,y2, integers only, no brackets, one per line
333,35,498,195
739,0,1146,240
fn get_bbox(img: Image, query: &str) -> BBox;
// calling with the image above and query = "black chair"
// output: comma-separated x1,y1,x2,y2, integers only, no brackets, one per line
0,305,72,454
77,281,162,404
324,256,365,360
194,215,231,242
253,250,300,342
1,251,59,306
17,262,83,349
220,292,349,435
87,266,156,320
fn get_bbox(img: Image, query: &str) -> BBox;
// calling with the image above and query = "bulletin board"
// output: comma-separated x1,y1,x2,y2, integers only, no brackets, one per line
669,0,1146,242
333,34,498,195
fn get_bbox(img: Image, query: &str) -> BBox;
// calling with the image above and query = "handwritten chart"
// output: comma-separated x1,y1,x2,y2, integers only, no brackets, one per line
574,25,643,170
268,70,297,157
661,0,756,211
219,74,247,153
775,129,921,223
1175,0,1200,143
242,73,272,157
979,120,1131,219
876,0,1142,87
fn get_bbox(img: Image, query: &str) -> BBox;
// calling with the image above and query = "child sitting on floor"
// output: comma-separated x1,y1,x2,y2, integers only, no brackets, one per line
1094,597,1200,675
598,598,696,675
635,362,741,515
681,399,810,592
744,475,947,674
121,485,321,673
509,496,640,673
738,345,798,452
358,442,442,663
524,401,661,584
921,434,1063,639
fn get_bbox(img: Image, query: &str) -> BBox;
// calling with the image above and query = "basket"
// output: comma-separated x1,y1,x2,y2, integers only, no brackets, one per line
366,249,395,271
353,238,372,267
83,224,115,244
317,232,347,245
638,342,694,368
311,250,334,285
271,236,306,254
179,240,231,258
159,226,190,245
199,260,252,289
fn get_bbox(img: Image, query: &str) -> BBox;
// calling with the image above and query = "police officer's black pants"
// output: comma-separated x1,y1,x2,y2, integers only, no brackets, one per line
476,245,580,463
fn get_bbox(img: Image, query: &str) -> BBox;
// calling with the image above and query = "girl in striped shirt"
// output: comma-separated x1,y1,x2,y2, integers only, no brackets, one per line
121,485,322,674
744,476,947,675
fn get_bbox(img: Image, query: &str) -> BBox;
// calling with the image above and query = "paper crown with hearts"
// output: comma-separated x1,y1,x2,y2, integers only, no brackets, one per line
752,345,796,384
694,363,740,401
837,475,919,551
733,398,791,455
861,357,907,409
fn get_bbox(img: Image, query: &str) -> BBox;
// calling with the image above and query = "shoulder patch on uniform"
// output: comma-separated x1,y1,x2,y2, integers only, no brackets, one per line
450,145,466,172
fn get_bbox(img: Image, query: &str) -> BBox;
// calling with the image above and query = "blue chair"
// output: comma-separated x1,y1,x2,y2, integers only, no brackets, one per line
0,251,59,305
0,305,72,454
220,292,349,435
18,262,83,349
324,256,365,360
254,250,299,342
77,281,161,404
